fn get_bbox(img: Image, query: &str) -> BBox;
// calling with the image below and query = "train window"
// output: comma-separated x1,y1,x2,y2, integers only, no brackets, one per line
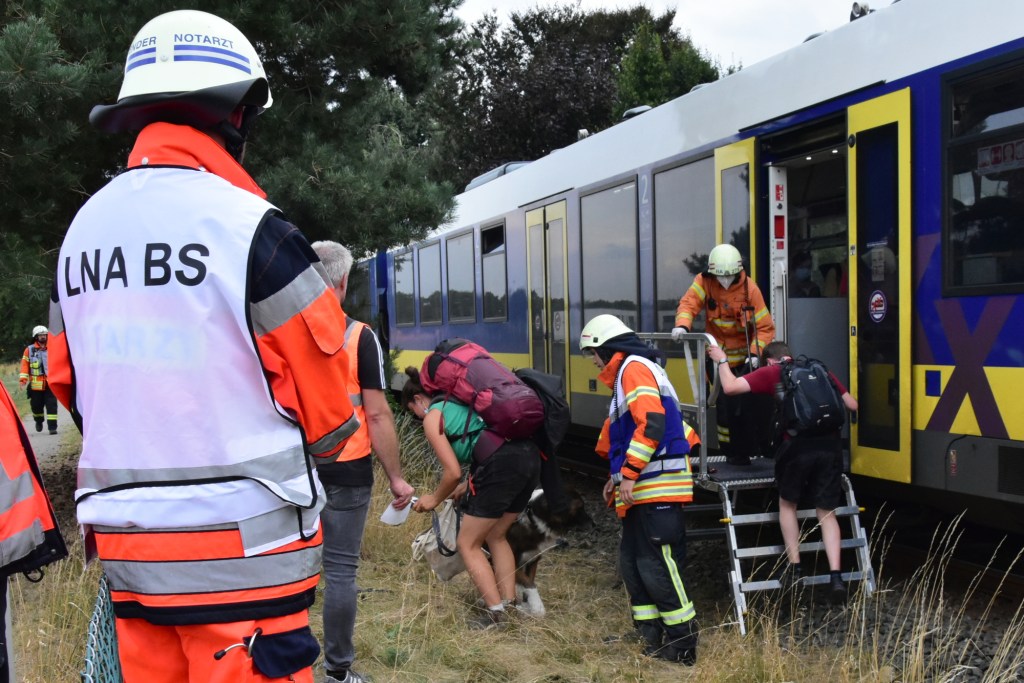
447,231,476,322
418,242,442,324
481,225,507,321
346,260,372,324
946,61,1024,293
394,251,415,326
581,181,638,329
654,158,715,331
721,164,751,265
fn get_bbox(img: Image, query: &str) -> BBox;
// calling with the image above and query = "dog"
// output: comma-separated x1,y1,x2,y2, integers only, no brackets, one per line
504,487,594,617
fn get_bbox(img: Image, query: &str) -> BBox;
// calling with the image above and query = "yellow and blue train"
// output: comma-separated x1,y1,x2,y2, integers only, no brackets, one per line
349,0,1024,530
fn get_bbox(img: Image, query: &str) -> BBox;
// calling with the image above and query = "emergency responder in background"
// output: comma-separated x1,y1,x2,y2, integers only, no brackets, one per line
581,315,700,665
312,240,415,683
48,10,360,683
19,326,58,435
0,381,68,683
672,243,776,465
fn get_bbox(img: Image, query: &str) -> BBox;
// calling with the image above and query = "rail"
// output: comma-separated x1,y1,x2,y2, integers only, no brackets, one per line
635,332,719,480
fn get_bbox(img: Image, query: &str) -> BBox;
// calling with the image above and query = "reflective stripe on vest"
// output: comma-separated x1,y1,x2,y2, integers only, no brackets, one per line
58,168,319,531
25,345,48,391
607,356,693,512
331,319,371,462
608,356,692,479
94,518,322,623
0,385,67,575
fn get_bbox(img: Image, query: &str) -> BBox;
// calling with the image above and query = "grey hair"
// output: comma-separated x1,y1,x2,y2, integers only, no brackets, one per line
311,240,353,288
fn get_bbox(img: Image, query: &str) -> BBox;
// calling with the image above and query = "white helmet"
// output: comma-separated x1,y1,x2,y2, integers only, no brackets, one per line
708,244,744,276
32,325,48,337
90,10,272,134
580,315,633,352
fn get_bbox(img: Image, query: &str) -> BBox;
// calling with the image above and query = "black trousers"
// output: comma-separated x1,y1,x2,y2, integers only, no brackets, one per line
712,361,774,459
619,503,697,646
29,387,58,431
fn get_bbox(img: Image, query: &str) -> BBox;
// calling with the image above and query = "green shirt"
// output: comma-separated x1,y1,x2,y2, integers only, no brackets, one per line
427,399,486,465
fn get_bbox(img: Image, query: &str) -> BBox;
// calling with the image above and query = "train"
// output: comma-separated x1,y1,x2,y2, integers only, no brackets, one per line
345,0,1024,532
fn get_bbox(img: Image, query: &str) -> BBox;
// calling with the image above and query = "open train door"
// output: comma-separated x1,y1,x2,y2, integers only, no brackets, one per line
847,88,912,483
526,201,569,388
715,139,758,275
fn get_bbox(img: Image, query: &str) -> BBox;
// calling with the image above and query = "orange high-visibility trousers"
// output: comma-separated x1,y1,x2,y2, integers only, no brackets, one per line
115,611,315,683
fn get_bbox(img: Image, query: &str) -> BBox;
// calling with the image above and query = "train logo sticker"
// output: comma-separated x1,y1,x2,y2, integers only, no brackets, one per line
868,290,887,323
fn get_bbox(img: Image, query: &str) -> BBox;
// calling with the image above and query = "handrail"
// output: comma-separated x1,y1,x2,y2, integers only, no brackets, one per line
636,332,718,480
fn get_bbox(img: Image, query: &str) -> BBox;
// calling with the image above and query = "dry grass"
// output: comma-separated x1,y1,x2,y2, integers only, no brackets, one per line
7,406,1024,682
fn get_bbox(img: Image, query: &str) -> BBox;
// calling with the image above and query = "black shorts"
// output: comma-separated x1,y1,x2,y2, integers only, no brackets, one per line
774,435,843,510
464,440,541,519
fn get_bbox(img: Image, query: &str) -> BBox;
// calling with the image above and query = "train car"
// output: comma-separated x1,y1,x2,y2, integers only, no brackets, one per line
366,0,1024,531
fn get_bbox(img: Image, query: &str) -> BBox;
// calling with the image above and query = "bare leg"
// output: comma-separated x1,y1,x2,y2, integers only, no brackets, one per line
457,514,503,607
816,508,842,571
778,497,801,564
483,512,520,603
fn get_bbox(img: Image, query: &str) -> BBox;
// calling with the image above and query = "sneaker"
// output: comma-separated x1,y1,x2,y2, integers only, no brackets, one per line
325,670,372,683
49,429,58,435
35,422,43,433
467,607,508,631
775,562,802,592
829,573,847,604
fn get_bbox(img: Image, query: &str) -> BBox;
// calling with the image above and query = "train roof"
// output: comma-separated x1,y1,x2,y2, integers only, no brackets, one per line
423,0,1024,238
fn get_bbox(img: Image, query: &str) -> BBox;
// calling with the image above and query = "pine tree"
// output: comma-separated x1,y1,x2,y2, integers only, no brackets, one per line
1,1,461,357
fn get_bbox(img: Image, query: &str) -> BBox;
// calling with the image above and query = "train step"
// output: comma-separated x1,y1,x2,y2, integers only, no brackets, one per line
719,474,877,635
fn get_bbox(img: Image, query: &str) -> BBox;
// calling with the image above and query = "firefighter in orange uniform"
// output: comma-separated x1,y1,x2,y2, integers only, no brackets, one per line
0,382,68,683
48,10,359,683
672,244,775,465
19,325,58,434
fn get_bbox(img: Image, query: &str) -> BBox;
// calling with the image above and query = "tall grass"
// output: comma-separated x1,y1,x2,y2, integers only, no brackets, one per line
9,408,1024,682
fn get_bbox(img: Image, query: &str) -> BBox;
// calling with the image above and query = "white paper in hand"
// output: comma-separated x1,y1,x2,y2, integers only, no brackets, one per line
380,497,417,526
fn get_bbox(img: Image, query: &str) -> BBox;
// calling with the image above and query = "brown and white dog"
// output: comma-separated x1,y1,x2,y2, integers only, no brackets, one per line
504,488,594,617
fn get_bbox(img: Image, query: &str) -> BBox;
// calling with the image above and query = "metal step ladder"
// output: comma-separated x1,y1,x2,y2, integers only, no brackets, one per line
719,473,876,635
634,332,876,635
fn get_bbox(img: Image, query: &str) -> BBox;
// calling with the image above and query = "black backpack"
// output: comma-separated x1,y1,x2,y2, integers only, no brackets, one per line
779,356,846,435
514,368,571,515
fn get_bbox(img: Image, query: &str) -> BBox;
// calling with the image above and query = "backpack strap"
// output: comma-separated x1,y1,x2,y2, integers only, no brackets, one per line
432,504,462,557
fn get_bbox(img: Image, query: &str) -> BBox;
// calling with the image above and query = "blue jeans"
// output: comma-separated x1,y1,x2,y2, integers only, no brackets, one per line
321,483,371,674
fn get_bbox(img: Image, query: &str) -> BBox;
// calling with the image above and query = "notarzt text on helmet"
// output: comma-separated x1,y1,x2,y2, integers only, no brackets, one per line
173,33,235,49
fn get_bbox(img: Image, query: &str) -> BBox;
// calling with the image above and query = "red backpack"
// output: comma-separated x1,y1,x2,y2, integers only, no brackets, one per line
420,339,545,443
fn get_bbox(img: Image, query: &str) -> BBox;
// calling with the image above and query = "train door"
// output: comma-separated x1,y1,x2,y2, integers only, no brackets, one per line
847,89,912,483
763,115,852,395
526,201,569,388
715,140,757,275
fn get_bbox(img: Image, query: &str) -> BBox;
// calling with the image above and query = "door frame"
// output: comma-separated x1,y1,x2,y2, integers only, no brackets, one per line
847,88,913,483
715,139,759,280
525,201,569,389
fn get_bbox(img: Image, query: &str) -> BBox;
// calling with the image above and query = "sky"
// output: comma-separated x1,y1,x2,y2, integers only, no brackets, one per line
454,0,866,69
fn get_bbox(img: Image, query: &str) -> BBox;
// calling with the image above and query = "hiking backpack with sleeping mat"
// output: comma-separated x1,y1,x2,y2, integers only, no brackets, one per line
420,338,545,443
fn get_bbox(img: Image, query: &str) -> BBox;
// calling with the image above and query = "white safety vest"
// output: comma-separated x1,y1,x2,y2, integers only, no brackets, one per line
57,167,323,548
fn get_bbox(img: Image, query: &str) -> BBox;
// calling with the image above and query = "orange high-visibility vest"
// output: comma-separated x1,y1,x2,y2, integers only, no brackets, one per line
330,320,372,462
0,383,67,577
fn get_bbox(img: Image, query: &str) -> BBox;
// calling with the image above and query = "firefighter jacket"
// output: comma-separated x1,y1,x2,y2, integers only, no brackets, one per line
675,271,775,367
0,383,67,577
47,122,359,624
19,342,48,392
596,353,697,517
